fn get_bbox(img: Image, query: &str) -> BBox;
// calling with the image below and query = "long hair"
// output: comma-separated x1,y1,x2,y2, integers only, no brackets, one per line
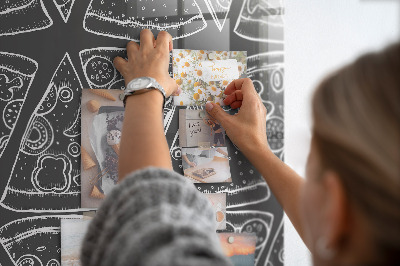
312,43,400,264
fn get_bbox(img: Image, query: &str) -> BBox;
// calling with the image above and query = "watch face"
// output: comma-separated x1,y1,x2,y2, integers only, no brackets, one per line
129,77,151,90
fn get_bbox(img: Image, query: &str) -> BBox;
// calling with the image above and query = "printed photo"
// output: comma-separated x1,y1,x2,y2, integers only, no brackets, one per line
81,89,124,208
204,193,227,230
61,217,93,266
182,147,231,183
179,109,226,148
218,233,257,266
173,49,247,106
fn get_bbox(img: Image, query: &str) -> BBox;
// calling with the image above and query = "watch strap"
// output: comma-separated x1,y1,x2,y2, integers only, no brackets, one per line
120,77,166,108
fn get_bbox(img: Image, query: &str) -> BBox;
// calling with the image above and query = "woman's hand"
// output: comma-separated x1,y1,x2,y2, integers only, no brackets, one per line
113,29,178,97
205,78,269,155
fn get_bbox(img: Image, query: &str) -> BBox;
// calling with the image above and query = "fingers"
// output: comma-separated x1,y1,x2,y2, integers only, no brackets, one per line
224,78,256,97
126,41,139,58
223,90,243,106
113,56,128,75
139,29,155,51
156,31,172,52
205,102,231,128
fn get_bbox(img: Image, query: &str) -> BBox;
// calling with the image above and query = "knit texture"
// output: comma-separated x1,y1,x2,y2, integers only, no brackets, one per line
80,167,232,266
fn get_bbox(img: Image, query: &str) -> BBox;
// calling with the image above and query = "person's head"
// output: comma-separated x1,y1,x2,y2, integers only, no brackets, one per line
301,43,400,266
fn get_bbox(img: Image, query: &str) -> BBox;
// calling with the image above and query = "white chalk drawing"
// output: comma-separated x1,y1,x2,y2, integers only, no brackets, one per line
0,52,38,159
0,53,86,212
0,215,82,266
234,0,284,43
83,0,207,41
247,51,284,117
0,0,53,36
203,0,232,32
169,131,182,161
266,116,284,153
79,47,127,90
53,0,76,23
0,1,285,265
163,96,176,135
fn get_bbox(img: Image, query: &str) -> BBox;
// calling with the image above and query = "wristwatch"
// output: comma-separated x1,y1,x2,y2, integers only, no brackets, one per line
119,77,166,108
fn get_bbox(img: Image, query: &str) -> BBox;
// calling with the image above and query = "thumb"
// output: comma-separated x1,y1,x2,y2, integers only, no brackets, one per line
205,102,231,128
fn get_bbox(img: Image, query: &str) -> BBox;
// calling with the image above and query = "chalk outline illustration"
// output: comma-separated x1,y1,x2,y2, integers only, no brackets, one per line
79,47,126,90
234,0,284,43
53,0,76,23
0,53,95,213
0,1,285,265
203,0,232,32
0,52,39,159
83,0,207,41
0,0,53,36
0,215,82,266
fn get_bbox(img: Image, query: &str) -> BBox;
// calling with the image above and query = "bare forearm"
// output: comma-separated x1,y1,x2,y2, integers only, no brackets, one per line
118,91,172,181
242,144,306,240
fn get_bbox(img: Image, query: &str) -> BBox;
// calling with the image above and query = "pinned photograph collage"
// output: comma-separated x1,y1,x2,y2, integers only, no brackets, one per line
61,49,256,266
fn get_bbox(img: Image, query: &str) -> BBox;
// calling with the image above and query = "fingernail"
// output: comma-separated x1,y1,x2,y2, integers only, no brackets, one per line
177,86,182,94
206,102,214,111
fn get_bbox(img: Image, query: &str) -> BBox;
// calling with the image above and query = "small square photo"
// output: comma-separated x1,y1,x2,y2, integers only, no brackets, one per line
204,193,227,230
61,217,93,266
218,233,257,266
173,49,247,106
81,89,124,208
182,147,231,183
179,109,226,148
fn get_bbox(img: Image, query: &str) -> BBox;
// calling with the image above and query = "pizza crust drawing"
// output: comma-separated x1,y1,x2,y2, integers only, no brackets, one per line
0,215,81,266
0,0,53,36
0,53,83,212
0,52,38,159
83,0,207,41
234,0,284,43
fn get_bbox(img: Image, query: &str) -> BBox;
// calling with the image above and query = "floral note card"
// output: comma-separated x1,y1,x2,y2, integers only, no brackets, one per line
173,49,247,106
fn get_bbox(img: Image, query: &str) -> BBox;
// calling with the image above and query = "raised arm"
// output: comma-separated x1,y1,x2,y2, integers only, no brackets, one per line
205,78,306,241
113,30,178,181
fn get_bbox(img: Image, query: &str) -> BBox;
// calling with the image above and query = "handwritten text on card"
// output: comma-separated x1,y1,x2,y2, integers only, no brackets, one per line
199,59,239,82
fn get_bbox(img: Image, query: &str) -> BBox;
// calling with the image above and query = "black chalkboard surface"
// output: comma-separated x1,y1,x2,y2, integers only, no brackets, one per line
0,1,285,265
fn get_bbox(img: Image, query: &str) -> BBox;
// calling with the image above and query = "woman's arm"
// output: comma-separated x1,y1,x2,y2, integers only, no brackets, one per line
113,30,178,181
81,30,232,266
205,78,306,240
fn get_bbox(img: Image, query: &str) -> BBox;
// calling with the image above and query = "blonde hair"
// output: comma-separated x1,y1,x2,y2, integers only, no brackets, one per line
312,43,400,264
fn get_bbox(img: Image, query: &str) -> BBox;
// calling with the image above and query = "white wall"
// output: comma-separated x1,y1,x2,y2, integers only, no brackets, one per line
284,1,400,265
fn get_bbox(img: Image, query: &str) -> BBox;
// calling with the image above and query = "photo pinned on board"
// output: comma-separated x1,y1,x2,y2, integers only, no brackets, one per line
182,147,231,183
80,89,124,208
173,49,247,106
218,233,257,266
204,193,227,230
179,109,226,148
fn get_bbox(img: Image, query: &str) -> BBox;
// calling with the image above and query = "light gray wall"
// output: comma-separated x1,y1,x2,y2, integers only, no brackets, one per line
284,1,400,265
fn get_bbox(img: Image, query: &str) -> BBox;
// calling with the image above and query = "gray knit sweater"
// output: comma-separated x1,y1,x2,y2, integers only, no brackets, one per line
81,167,232,266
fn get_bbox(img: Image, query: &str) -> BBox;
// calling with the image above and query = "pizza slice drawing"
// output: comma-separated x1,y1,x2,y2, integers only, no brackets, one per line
0,53,83,212
0,52,38,159
53,0,76,23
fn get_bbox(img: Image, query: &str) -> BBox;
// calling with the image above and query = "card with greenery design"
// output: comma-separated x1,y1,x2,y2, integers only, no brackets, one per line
173,49,247,106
